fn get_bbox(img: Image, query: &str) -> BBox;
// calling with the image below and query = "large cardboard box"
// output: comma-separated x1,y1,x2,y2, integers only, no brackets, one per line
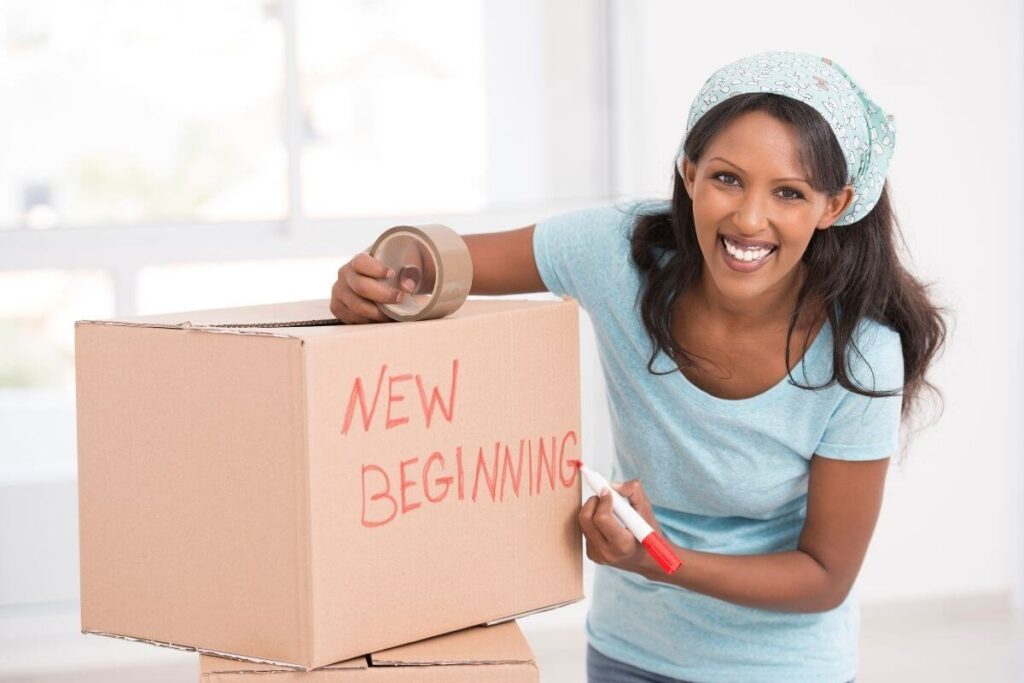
200,621,538,682
75,298,583,669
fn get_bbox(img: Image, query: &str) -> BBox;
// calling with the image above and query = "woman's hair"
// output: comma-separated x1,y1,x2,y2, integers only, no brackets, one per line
628,93,948,449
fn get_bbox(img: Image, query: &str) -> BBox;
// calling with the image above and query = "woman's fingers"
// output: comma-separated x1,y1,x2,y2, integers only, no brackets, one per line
330,279,365,323
332,280,385,323
343,286,389,322
579,495,611,563
331,250,415,324
351,251,394,279
592,490,638,558
615,480,654,517
348,269,404,305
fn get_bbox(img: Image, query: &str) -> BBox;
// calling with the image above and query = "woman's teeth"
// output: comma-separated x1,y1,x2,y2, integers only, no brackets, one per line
722,235,775,262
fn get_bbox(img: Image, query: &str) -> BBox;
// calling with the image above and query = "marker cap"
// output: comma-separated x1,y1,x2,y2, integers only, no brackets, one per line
642,532,682,575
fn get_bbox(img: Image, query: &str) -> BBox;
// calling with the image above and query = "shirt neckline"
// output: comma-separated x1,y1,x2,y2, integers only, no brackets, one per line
654,319,833,413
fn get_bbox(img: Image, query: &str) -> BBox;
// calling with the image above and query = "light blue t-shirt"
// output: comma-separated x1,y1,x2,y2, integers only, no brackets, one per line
533,199,903,683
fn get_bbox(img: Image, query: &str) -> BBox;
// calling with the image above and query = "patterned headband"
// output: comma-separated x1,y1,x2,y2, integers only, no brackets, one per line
675,51,896,226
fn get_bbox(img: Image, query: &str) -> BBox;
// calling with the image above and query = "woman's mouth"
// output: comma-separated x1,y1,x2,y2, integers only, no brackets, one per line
718,234,777,273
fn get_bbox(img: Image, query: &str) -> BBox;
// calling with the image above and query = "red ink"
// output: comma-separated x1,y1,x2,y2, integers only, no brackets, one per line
416,358,459,429
456,445,465,500
423,451,452,503
536,435,557,492
399,456,421,513
500,442,525,501
358,429,579,529
523,438,534,496
386,373,413,430
558,431,579,487
361,464,397,527
472,445,499,502
342,360,459,434
341,364,388,435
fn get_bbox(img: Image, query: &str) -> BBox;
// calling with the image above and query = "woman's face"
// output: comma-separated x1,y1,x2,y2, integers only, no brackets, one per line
681,110,853,308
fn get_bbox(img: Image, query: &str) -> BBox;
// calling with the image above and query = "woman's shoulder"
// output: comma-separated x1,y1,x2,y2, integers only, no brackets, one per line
536,197,668,249
842,316,904,393
532,198,666,307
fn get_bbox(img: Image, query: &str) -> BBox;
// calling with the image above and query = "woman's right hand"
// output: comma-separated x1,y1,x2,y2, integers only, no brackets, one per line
330,251,417,324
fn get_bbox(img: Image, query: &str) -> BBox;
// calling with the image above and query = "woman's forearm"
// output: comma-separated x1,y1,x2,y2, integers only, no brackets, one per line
641,545,841,613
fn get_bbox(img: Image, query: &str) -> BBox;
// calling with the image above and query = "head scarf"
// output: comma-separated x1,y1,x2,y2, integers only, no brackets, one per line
675,50,895,226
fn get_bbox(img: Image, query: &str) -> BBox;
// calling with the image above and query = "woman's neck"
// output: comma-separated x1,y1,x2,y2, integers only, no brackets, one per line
691,264,808,335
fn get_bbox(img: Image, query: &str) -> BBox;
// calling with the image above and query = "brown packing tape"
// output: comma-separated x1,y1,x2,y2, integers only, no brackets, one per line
369,224,473,322
187,224,472,328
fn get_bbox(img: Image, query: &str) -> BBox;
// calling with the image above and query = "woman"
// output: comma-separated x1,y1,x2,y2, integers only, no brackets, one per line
330,51,947,683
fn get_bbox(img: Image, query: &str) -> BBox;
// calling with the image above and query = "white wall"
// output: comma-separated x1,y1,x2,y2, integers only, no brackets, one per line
2,0,1021,638
607,0,1024,605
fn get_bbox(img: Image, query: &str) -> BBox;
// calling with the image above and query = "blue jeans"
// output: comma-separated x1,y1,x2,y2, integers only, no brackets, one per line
587,644,855,683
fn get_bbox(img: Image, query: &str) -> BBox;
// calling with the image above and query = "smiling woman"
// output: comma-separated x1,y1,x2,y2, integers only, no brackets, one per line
526,51,949,683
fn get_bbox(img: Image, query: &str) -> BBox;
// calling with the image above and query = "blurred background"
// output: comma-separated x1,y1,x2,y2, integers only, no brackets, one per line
1,0,1022,681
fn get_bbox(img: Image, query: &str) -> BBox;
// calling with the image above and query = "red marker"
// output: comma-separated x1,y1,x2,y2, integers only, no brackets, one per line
573,460,682,575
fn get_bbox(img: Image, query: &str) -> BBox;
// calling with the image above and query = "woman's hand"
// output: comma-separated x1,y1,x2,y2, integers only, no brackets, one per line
578,479,669,579
330,251,418,324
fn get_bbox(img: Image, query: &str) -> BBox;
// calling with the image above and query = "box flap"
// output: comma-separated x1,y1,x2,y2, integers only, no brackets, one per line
75,299,338,335
198,623,532,674
369,622,534,667
75,296,575,339
485,597,584,625
200,653,367,674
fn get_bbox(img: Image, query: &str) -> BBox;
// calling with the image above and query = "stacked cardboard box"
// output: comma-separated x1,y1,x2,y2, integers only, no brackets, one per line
75,297,583,679
200,621,538,682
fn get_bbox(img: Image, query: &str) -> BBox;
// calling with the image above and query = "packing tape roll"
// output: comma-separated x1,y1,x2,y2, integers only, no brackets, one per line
368,223,474,322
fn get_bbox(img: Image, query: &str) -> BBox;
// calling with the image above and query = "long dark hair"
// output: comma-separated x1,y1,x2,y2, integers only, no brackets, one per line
628,93,948,449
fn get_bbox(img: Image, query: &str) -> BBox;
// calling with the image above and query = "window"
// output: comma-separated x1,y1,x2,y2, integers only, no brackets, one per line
136,257,342,314
0,0,287,229
0,269,113,389
298,0,488,217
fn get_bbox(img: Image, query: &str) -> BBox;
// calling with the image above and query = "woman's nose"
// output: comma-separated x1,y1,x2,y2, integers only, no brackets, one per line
734,190,770,233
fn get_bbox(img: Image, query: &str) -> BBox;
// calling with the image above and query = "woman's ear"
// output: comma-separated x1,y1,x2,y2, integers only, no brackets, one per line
681,158,696,200
817,185,856,229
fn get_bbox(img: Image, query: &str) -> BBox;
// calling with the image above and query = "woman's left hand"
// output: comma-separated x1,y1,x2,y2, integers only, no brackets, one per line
578,479,669,579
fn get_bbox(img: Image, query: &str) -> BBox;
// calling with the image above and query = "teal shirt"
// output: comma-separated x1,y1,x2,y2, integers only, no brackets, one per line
533,199,903,683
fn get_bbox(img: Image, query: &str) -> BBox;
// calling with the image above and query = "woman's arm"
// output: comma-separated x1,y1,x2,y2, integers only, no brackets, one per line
463,225,548,295
578,454,890,613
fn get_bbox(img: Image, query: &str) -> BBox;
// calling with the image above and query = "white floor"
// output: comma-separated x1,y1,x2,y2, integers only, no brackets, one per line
1,593,1022,682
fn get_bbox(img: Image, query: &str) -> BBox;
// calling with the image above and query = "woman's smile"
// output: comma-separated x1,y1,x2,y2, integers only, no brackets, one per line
718,233,778,273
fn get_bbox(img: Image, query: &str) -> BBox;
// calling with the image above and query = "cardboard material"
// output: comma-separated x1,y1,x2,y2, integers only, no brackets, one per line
199,622,538,682
75,298,583,669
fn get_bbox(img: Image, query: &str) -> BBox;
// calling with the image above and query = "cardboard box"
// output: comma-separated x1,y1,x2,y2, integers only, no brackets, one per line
200,621,538,682
75,298,583,669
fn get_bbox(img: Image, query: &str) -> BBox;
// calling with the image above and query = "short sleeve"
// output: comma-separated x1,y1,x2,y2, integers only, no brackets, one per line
815,321,905,461
532,202,640,311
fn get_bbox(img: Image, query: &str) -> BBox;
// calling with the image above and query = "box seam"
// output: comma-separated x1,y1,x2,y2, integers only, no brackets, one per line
295,338,314,666
74,319,301,339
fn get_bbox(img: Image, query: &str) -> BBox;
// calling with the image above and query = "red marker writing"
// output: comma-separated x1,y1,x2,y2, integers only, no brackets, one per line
573,460,682,575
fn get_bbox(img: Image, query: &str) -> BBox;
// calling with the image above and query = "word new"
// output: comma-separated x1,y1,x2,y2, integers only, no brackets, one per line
341,359,459,434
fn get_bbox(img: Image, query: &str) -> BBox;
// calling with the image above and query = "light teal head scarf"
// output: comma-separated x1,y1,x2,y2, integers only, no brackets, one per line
675,50,896,226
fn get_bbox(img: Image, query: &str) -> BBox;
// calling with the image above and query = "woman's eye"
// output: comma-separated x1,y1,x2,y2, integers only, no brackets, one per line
711,173,804,201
